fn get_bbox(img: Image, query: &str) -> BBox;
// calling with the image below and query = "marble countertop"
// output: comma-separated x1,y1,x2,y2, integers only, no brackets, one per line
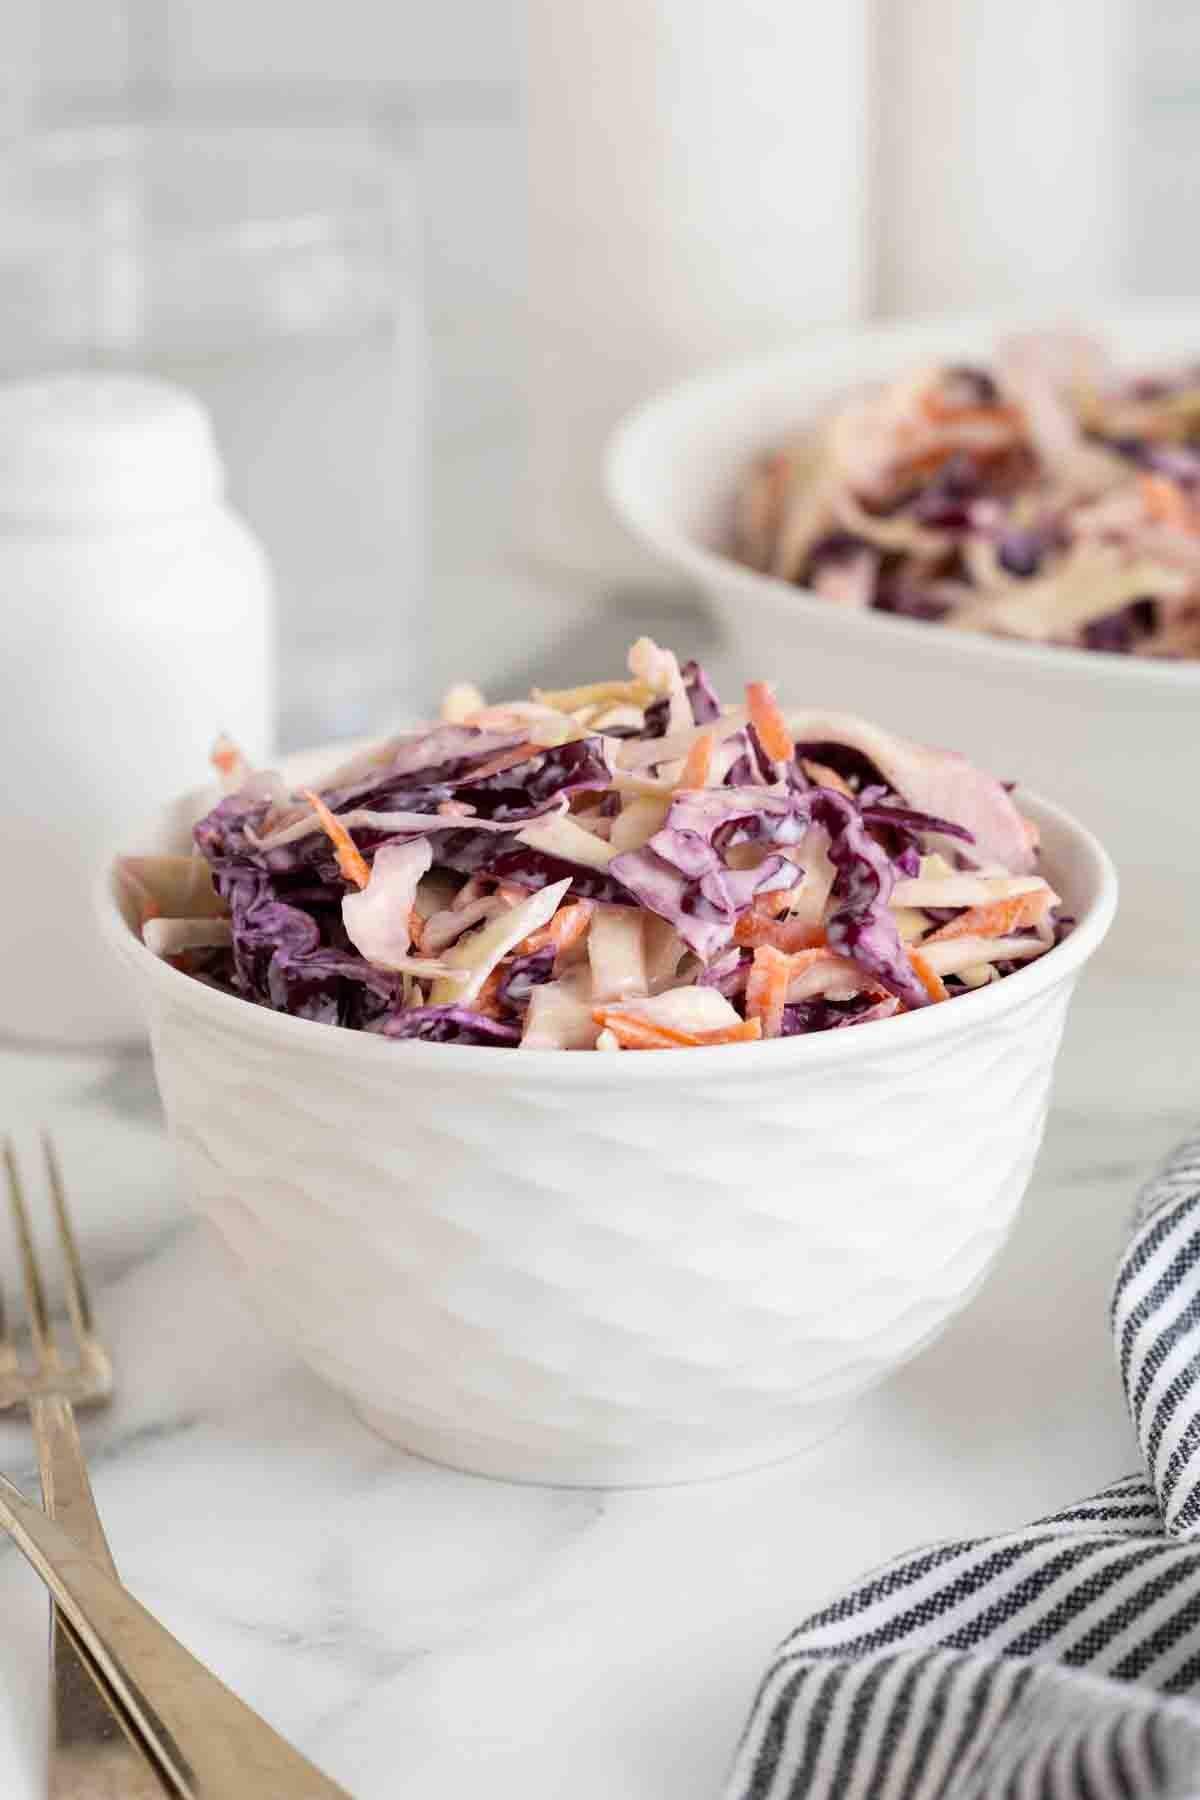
0,944,1191,1798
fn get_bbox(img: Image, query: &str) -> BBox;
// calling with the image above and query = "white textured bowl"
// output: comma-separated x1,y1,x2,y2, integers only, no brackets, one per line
100,753,1115,1487
607,303,1199,967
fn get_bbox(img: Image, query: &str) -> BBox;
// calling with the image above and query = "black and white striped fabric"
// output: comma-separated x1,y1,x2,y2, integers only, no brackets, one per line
727,1133,1200,1799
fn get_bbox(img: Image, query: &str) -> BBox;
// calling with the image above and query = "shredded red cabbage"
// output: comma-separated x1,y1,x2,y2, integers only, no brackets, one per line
376,1007,521,1045
163,639,1060,1047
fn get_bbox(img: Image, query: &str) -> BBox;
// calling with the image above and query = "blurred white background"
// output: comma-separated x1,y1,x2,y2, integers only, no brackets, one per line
8,0,1200,727
31,0,1200,300
10,0,536,733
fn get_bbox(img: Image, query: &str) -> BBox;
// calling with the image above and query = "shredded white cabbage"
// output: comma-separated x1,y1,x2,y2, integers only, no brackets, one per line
440,681,486,724
143,917,234,958
616,713,747,771
588,906,648,1002
342,840,433,972
783,956,871,1004
430,878,572,1006
120,855,224,923
777,826,836,929
419,896,506,955
954,545,1190,644
606,988,742,1033
920,934,1047,976
610,795,671,854
890,873,1049,909
520,971,600,1050
516,814,616,870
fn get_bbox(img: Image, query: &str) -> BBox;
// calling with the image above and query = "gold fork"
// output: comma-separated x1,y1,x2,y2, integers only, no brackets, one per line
2,1134,165,1798
1,1136,353,1798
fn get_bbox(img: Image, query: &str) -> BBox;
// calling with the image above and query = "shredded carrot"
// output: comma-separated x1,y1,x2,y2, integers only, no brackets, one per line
908,947,949,1004
681,1020,766,1048
757,887,800,918
895,446,961,481
590,1011,665,1049
408,907,426,951
920,391,1018,429
300,789,370,889
924,889,1051,945
210,735,244,780
517,898,595,961
592,1007,762,1050
1139,471,1195,533
893,434,1015,487
745,943,886,1035
468,742,542,782
473,965,507,1019
734,912,826,953
744,944,797,1038
745,682,794,764
678,730,715,790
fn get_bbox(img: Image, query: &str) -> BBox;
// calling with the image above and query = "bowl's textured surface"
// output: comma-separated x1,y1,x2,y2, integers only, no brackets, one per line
150,977,1068,1485
104,769,1113,1487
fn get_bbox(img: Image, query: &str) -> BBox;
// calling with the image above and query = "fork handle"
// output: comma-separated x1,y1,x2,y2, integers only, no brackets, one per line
0,1473,352,1799
33,1395,117,1572
31,1395,171,1798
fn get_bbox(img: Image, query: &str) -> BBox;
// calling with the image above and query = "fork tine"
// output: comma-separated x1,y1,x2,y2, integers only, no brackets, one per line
4,1136,57,1370
42,1133,94,1349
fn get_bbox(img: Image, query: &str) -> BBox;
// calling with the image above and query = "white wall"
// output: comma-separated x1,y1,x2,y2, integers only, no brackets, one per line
28,0,1200,305
29,0,525,348
36,0,130,86
1129,0,1200,294
165,0,520,88
33,0,521,93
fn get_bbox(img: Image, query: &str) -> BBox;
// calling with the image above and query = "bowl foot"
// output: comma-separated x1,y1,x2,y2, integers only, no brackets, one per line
349,1397,856,1489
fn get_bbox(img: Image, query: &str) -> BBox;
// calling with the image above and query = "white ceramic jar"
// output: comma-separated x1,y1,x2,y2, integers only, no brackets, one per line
524,0,872,587
1,372,273,1046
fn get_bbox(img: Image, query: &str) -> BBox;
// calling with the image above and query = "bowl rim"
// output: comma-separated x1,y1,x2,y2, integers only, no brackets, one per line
97,778,1117,1082
605,304,1200,694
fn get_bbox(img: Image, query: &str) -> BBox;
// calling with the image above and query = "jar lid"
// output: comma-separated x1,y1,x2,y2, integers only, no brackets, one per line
0,372,224,526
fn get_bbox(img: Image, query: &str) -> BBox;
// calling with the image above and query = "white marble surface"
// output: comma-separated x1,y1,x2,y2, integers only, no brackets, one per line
0,949,1191,1799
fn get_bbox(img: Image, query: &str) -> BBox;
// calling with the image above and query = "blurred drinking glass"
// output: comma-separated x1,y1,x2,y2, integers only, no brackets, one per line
0,94,426,749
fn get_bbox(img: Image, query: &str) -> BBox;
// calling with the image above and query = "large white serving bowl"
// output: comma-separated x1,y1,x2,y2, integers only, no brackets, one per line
100,747,1114,1487
607,304,1198,966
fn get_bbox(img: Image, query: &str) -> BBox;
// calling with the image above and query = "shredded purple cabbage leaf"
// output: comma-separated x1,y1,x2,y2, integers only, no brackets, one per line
194,733,629,1026
807,789,928,1010
375,1006,521,1045
642,659,722,737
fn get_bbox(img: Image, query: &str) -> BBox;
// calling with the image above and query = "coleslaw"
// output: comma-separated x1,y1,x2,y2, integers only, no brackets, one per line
121,639,1066,1049
737,331,1200,658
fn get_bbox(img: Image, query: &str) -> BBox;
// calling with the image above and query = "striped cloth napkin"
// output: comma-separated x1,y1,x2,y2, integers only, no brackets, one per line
727,1133,1200,1799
